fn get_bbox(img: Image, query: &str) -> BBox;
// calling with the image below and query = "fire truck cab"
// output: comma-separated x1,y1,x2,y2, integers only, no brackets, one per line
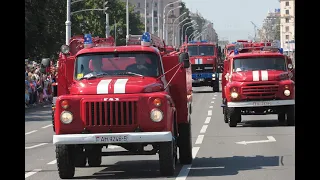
221,42,295,127
42,32,193,179
180,40,220,92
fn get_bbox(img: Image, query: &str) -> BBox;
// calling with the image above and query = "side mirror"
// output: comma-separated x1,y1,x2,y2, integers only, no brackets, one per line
41,58,50,68
179,52,190,68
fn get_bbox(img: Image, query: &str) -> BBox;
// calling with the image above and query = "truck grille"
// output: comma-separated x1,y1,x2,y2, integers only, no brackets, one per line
241,83,279,98
191,64,214,73
84,101,137,126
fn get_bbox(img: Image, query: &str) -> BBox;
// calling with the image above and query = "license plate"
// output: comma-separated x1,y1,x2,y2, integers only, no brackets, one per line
199,78,204,81
95,135,128,143
252,101,271,106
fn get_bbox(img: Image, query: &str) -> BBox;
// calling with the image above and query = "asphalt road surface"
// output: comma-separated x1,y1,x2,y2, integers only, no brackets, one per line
25,87,295,180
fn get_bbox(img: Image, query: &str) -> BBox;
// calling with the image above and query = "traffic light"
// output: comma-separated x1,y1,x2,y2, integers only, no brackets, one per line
103,1,108,14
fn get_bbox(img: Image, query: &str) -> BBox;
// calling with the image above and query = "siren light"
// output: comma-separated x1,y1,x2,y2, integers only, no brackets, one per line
234,49,239,55
200,40,208,43
141,32,151,46
84,34,93,48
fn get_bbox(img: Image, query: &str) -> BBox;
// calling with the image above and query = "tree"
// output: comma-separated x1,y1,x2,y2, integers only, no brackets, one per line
179,2,194,45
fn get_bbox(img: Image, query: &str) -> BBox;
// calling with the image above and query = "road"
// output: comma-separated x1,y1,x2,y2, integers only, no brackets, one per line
25,87,295,180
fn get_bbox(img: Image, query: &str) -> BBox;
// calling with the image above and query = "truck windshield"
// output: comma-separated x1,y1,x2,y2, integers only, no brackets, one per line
233,57,286,72
187,45,215,56
74,52,160,80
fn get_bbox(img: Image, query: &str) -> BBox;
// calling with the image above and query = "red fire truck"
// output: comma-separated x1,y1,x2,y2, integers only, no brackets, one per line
221,42,295,127
41,32,193,179
180,40,220,92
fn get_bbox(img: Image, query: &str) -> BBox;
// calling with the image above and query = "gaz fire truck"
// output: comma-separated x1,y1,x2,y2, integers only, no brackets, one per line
221,42,295,127
41,32,193,179
180,40,220,92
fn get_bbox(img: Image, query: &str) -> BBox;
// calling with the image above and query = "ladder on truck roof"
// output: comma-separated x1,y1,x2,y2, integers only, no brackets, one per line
126,32,165,50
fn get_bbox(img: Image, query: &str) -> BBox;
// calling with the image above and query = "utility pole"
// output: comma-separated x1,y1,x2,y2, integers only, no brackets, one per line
151,0,154,34
104,1,110,38
145,0,147,32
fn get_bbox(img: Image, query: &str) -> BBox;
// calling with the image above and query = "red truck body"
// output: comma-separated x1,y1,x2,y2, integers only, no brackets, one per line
44,32,194,179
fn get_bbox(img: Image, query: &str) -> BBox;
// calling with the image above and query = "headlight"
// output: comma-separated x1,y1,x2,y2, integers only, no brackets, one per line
212,74,216,77
150,109,163,122
284,89,291,96
60,111,73,124
231,92,238,98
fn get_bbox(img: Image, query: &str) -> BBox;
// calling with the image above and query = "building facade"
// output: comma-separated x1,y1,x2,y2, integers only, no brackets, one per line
259,9,280,42
122,0,181,45
279,0,295,54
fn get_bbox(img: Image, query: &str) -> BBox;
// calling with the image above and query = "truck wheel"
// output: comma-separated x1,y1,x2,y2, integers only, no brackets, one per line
74,147,87,167
178,123,193,164
286,105,295,126
87,146,102,167
227,107,240,127
278,112,286,123
159,138,177,176
223,107,228,123
56,145,75,179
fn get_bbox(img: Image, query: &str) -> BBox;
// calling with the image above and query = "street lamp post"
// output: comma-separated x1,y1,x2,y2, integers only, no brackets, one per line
184,24,196,42
157,0,160,37
145,0,147,32
162,0,181,39
188,31,198,42
180,20,195,44
165,5,182,43
126,0,129,44
175,18,190,47
151,0,154,33
171,11,187,46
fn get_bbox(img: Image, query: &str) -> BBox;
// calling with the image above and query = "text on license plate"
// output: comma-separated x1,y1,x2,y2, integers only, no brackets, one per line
95,135,128,143
252,101,271,106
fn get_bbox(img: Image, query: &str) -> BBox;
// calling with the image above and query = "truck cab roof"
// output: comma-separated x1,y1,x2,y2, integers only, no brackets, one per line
76,45,160,56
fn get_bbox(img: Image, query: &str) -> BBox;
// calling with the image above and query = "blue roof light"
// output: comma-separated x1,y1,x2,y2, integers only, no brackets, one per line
279,48,283,54
189,41,196,43
141,32,151,42
200,40,207,43
234,49,239,55
84,34,93,44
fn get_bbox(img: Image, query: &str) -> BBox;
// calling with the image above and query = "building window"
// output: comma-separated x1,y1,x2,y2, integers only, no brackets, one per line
155,2,157,7
155,27,158,33
286,35,289,39
170,2,174,7
285,1,289,6
154,11,157,17
147,19,149,24
285,18,289,23
155,18,158,23
138,3,140,8
285,10,289,14
285,26,289,32
147,12,149,16
147,27,150,32
147,3,149,8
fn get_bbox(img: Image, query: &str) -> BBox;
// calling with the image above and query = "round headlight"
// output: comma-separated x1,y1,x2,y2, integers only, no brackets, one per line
284,89,291,96
212,74,216,77
60,111,73,124
150,109,163,122
231,92,238,98
61,45,70,54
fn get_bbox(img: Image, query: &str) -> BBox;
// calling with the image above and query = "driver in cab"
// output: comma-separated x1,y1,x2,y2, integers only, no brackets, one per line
126,54,156,76
83,58,105,78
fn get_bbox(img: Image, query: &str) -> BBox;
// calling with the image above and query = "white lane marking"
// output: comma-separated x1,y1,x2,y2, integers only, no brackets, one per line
212,97,216,99
41,124,52,129
235,136,276,145
211,101,214,103
191,167,224,170
208,110,212,116
253,71,260,81
47,160,57,165
97,79,112,94
108,145,121,149
25,130,37,135
25,169,42,178
25,143,48,150
114,79,128,94
200,125,208,133
195,135,204,144
214,94,217,96
209,106,213,108
176,147,200,180
261,70,268,81
204,117,211,124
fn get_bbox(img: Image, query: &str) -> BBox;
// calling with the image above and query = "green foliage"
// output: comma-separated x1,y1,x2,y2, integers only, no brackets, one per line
25,0,144,61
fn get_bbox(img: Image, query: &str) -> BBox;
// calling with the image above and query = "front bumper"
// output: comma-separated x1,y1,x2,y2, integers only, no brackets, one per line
227,99,295,108
53,131,173,145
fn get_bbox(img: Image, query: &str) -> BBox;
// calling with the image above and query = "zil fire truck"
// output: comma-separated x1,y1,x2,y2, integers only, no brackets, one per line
180,40,220,92
221,42,295,127
41,32,193,179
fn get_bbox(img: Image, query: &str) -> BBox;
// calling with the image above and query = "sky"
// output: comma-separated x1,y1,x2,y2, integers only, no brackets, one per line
182,0,280,42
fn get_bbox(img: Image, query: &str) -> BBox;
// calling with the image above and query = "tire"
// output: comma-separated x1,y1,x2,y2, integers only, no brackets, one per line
159,138,177,176
228,107,240,127
212,81,219,92
87,146,102,167
223,107,228,123
278,112,286,123
56,145,75,179
286,105,295,126
74,147,87,167
178,123,193,164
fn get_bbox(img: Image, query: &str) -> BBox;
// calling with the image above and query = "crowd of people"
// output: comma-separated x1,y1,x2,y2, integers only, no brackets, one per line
25,61,56,108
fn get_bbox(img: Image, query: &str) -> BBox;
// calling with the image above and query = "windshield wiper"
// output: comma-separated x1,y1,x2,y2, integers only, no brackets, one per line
80,73,110,80
115,71,144,77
